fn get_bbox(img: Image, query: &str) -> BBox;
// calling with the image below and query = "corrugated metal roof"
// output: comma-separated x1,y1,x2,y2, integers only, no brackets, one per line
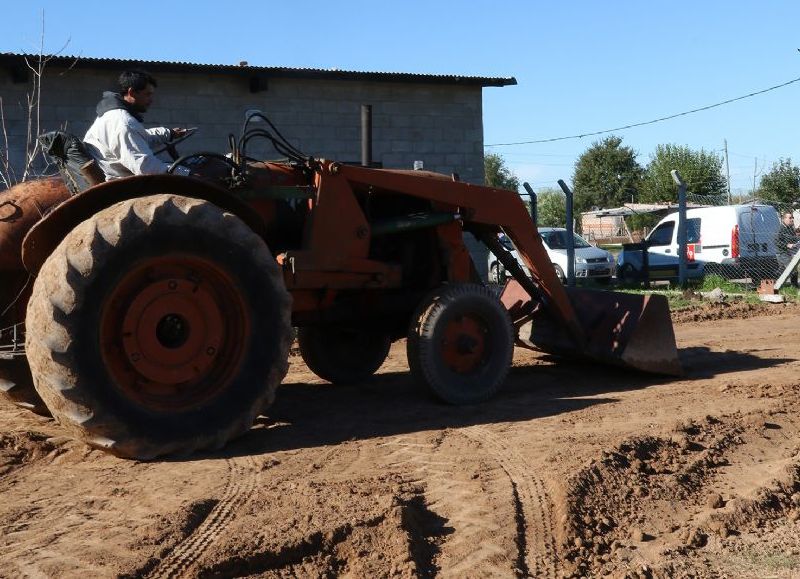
0,52,516,87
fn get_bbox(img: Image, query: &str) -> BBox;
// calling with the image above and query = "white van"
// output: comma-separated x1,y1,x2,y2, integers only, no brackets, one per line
617,204,780,282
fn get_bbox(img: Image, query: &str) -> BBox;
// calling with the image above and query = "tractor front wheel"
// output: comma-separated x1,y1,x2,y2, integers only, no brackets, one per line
298,327,391,385
25,194,292,459
407,284,514,405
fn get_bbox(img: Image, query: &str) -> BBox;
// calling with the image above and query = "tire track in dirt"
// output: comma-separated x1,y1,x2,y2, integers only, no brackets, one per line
147,456,260,579
461,426,559,579
378,435,514,578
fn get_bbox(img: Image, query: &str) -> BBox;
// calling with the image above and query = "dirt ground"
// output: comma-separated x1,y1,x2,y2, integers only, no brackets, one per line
2,299,800,578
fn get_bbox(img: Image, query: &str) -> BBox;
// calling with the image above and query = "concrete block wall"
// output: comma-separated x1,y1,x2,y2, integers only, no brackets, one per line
1,67,484,182
0,65,489,276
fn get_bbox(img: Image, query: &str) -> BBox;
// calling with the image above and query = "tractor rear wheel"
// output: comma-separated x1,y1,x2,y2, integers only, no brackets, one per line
407,284,514,405
0,357,50,416
298,327,391,385
25,194,292,459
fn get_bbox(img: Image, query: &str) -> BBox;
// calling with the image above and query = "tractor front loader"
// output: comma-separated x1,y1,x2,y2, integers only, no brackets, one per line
0,118,680,459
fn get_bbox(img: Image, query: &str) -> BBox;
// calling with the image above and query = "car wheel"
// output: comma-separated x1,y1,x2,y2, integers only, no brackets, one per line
552,264,566,284
619,263,638,285
491,262,506,284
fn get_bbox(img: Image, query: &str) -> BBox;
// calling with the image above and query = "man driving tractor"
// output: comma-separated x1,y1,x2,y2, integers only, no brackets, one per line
83,69,190,179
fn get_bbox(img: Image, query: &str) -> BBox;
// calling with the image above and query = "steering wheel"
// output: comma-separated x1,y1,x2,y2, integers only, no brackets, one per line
153,127,198,160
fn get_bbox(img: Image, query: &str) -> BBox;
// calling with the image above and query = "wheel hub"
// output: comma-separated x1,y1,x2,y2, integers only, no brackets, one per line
99,255,250,412
121,278,223,385
156,313,190,349
441,315,487,374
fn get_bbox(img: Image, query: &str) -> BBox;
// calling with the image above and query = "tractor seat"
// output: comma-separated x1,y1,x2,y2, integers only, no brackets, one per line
39,131,105,195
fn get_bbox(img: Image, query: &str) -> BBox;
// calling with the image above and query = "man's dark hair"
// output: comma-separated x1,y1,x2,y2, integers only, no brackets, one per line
118,70,157,94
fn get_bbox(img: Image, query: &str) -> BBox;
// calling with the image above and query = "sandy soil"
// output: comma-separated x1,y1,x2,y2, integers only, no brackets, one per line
2,300,800,578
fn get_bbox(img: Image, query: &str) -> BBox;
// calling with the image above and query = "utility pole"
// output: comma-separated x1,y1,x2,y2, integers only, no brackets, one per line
724,139,731,204
753,158,759,195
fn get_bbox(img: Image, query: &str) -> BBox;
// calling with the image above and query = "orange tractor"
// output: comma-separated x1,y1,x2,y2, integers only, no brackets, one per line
0,117,680,459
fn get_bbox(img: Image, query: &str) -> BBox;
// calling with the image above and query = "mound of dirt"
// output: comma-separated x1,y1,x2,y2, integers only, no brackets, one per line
560,411,800,578
0,431,56,476
671,300,800,324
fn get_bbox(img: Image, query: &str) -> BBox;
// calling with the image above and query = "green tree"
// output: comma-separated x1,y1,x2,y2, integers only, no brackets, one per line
572,136,643,213
641,144,726,203
484,152,520,192
533,187,567,228
757,158,800,204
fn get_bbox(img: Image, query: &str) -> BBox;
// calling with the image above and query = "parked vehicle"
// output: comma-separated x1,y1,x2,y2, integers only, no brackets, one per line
488,228,615,284
616,204,780,283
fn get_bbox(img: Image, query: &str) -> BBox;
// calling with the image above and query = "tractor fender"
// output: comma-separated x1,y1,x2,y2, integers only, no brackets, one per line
21,174,267,274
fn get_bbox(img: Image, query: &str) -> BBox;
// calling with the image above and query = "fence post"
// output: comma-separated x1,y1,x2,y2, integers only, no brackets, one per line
557,179,575,286
522,182,537,226
671,170,688,286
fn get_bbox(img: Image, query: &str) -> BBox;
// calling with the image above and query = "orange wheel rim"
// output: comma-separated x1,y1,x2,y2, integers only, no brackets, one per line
440,314,487,374
100,255,249,412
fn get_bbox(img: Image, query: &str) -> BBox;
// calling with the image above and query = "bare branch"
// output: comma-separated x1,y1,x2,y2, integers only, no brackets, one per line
3,9,71,185
0,97,15,189
60,52,80,76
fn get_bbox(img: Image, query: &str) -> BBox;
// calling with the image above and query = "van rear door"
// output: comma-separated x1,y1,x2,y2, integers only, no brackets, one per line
738,205,779,258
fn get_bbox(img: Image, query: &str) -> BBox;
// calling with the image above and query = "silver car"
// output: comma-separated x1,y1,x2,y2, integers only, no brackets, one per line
488,228,615,284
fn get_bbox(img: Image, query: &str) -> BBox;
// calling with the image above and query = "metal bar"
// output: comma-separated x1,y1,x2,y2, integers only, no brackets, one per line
361,104,372,167
370,212,459,236
671,170,688,286
522,182,537,226
557,180,576,287
480,231,543,304
775,248,800,289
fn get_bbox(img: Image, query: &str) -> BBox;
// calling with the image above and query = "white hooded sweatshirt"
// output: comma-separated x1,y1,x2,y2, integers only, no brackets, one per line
84,91,185,179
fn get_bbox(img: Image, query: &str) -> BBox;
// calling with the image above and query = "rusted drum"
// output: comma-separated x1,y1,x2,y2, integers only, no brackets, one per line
0,178,70,271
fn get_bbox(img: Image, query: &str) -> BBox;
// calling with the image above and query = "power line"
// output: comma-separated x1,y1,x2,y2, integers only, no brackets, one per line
486,75,800,147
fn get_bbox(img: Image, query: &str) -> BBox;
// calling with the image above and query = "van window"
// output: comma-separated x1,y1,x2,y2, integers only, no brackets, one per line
648,221,675,246
687,218,701,244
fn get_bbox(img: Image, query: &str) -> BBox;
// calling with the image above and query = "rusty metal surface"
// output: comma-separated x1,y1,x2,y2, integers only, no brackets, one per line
502,280,681,376
564,287,681,376
0,178,70,271
338,163,585,346
100,254,250,412
21,174,267,274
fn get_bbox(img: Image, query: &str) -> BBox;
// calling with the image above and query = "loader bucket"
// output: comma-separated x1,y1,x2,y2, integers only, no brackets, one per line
500,281,682,376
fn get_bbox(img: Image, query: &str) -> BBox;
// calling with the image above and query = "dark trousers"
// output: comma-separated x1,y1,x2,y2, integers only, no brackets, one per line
777,254,799,286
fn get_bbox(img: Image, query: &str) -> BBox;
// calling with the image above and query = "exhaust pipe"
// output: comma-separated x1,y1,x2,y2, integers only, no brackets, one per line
361,104,372,167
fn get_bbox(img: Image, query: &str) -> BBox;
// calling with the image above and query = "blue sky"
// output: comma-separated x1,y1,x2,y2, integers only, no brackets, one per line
2,1,798,195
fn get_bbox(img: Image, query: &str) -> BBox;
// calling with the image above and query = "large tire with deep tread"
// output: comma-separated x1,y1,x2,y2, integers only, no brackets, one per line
407,283,514,405
0,357,50,416
25,194,292,459
298,327,391,385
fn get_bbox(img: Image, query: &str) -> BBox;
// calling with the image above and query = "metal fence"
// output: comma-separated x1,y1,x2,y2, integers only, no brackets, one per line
627,191,796,290
494,183,800,291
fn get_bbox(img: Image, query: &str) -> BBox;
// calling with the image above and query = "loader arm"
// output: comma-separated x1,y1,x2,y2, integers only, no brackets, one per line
334,162,585,345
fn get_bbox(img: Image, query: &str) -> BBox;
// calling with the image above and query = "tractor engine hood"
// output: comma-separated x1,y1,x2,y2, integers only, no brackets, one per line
0,178,70,271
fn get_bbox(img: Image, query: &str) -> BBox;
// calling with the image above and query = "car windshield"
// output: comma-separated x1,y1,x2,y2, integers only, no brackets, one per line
542,230,591,249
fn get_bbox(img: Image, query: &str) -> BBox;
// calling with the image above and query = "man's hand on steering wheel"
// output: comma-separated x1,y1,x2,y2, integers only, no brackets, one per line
153,127,198,160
